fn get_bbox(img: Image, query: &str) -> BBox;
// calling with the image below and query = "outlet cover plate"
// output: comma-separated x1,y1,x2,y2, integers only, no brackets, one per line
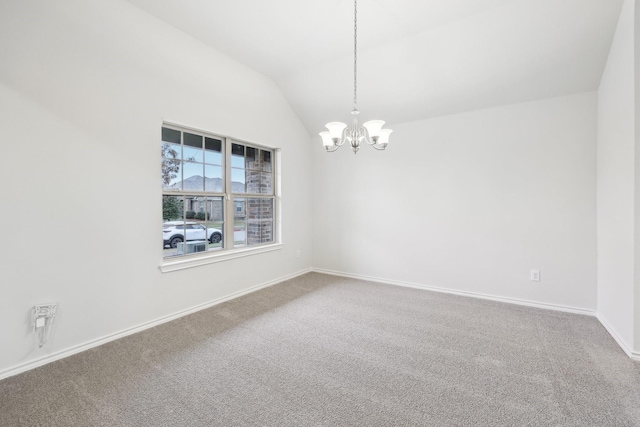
34,304,57,318
530,270,540,282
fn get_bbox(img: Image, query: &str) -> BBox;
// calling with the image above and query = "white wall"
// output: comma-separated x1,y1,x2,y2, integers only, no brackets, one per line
0,0,312,377
2,0,637,378
597,0,636,354
313,92,597,312
635,0,640,355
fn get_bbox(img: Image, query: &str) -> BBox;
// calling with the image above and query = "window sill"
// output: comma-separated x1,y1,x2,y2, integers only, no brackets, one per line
159,243,283,273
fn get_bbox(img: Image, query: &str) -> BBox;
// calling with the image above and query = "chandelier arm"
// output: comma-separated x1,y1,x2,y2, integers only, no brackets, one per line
325,145,341,153
361,126,375,146
336,127,349,147
369,143,387,151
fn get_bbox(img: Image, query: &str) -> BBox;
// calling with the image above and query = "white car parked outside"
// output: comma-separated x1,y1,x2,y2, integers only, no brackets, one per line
163,221,222,248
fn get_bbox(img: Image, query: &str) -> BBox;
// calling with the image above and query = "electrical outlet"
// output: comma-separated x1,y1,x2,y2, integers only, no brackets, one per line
33,303,57,348
34,304,57,319
296,249,301,258
530,270,540,282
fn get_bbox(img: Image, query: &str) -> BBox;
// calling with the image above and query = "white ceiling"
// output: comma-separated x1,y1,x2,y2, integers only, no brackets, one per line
126,0,623,134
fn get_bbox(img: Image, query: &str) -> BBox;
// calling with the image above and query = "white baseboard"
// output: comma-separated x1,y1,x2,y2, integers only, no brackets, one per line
311,269,640,362
596,313,640,362
0,268,312,381
312,268,596,316
4,267,635,381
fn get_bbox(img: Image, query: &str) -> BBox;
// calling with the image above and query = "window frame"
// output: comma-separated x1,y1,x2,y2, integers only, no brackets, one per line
160,122,281,273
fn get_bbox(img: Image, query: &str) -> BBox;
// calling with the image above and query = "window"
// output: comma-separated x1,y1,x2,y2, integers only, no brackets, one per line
161,124,276,259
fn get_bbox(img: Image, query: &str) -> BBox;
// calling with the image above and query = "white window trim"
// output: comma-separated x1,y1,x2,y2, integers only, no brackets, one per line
160,242,283,273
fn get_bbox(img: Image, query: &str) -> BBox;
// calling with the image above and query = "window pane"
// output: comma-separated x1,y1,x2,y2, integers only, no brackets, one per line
247,221,262,245
184,132,202,148
162,159,182,190
162,142,182,160
184,196,199,221
162,127,180,144
166,196,207,256
204,165,223,192
234,223,247,246
204,150,222,166
231,168,246,193
259,220,273,243
245,147,257,170
231,143,244,168
204,137,222,165
233,198,247,246
205,137,221,152
247,198,260,220
205,196,224,250
186,197,196,215
246,169,260,194
163,195,184,222
183,145,203,163
208,197,224,222
261,150,272,172
183,162,204,191
183,133,203,162
163,196,185,258
260,198,274,220
234,198,246,216
161,141,182,189
246,198,274,245
260,173,273,194
244,171,272,194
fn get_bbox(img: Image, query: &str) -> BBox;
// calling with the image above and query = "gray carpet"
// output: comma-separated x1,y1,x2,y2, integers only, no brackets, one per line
2,272,640,426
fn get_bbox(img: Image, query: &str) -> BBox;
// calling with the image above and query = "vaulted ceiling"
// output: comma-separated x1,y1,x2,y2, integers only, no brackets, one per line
125,0,624,134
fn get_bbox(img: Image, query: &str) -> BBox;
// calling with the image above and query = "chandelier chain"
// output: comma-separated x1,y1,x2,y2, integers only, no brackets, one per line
353,0,358,111
319,0,392,153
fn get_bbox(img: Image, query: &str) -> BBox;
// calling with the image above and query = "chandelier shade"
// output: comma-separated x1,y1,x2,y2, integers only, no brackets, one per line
378,128,393,146
319,132,333,147
363,120,385,140
320,0,392,154
326,122,348,140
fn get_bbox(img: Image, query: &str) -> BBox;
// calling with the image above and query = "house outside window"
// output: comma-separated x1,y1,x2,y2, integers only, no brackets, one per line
161,124,276,258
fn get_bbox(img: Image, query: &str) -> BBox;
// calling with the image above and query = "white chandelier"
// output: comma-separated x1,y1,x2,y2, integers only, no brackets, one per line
319,0,392,154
